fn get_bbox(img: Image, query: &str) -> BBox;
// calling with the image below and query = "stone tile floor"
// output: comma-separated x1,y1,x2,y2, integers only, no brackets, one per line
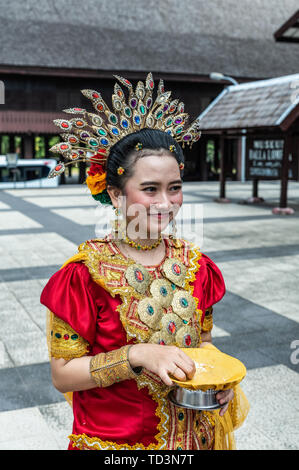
0,180,298,450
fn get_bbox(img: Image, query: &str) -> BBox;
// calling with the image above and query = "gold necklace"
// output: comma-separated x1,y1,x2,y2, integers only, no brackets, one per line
124,235,162,251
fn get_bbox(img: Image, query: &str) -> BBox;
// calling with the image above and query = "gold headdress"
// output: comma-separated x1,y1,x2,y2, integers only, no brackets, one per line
48,73,201,178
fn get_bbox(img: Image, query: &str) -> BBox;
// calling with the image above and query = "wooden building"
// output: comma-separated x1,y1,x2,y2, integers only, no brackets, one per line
197,74,299,211
0,0,299,182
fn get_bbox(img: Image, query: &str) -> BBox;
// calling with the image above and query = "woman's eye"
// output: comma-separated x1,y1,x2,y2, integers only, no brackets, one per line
143,187,156,192
142,185,182,192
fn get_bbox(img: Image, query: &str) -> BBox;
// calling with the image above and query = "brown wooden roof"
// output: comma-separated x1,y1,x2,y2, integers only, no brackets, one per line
0,0,299,79
0,111,65,134
197,74,299,132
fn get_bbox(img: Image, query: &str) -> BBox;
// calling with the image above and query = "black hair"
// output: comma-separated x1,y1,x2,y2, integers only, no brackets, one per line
106,128,184,192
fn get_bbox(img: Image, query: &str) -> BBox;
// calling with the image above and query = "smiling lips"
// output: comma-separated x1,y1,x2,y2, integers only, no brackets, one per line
149,212,172,220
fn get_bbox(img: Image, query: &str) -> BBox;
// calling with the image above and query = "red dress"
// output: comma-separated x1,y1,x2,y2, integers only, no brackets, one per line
40,237,225,450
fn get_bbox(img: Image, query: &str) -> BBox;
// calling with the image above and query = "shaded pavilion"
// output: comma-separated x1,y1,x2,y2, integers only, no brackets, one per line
197,74,299,214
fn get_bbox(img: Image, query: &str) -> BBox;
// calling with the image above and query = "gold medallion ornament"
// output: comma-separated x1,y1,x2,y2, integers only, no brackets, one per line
160,313,183,339
171,290,196,321
175,325,199,348
109,240,203,351
48,73,202,178
161,258,187,287
149,330,172,346
137,298,163,330
125,263,151,294
149,278,174,308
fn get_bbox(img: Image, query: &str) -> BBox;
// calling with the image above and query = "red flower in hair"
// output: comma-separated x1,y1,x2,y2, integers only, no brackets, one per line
86,161,107,195
88,163,105,177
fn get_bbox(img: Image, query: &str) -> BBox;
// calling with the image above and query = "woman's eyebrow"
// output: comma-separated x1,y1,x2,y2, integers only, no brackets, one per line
140,179,182,186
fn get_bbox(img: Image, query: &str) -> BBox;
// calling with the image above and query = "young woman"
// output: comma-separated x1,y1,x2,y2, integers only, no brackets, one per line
41,76,248,450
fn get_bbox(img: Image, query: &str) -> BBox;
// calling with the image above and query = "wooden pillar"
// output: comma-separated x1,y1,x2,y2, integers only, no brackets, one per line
295,136,299,182
8,135,15,153
32,135,36,158
201,139,208,181
214,133,230,202
214,138,219,174
44,136,50,157
23,135,34,158
280,134,291,208
197,137,207,181
237,137,242,181
20,136,25,158
78,161,87,184
220,135,226,198
272,133,294,215
249,178,264,202
253,179,258,197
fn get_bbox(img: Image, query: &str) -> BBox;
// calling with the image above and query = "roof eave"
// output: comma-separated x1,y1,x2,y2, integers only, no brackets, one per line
274,9,299,42
199,125,281,134
278,104,299,131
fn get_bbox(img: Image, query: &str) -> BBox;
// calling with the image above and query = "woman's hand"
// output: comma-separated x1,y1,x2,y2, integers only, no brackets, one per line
216,389,234,416
129,343,196,387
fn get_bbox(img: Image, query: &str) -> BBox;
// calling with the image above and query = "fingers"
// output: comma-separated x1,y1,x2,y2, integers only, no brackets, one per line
167,364,196,385
177,350,196,379
166,349,196,382
216,389,234,415
149,345,196,387
216,389,234,404
169,365,187,382
172,358,196,381
161,371,174,387
219,403,229,417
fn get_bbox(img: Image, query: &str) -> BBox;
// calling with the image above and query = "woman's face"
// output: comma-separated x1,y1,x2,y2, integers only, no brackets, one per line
121,154,183,239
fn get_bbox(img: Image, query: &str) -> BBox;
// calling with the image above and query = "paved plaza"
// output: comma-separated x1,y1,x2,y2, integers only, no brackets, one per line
0,180,298,450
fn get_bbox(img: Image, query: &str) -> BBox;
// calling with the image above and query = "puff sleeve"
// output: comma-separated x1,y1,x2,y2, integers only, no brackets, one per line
195,253,226,333
40,262,103,359
201,254,226,311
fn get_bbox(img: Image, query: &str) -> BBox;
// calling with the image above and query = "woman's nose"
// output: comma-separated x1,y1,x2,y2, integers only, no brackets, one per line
154,192,172,210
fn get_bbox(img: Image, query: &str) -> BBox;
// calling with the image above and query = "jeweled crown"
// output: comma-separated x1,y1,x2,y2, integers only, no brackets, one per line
48,73,201,177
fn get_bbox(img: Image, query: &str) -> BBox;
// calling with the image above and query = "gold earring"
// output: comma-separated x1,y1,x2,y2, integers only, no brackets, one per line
111,207,126,240
111,207,120,237
169,218,177,240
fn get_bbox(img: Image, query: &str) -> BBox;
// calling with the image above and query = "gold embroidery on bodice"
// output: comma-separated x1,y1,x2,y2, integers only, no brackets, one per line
78,236,203,349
